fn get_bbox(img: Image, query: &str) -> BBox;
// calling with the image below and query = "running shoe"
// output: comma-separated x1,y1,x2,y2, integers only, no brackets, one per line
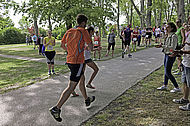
179,103,190,111
173,72,181,75
85,96,95,107
157,85,167,90
173,98,189,104
86,84,95,89
48,72,51,76
170,88,181,93
128,54,132,58
49,106,62,122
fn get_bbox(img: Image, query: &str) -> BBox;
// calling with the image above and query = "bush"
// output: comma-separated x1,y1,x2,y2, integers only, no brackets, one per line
0,27,26,45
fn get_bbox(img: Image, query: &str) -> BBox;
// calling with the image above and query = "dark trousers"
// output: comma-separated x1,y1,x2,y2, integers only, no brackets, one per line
164,54,178,88
39,44,43,54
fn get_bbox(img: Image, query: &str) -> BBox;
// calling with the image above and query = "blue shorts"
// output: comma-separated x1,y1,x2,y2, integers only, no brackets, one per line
181,65,190,87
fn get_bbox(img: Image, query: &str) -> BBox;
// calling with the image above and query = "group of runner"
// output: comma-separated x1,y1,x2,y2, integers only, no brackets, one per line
120,24,165,58
39,14,190,122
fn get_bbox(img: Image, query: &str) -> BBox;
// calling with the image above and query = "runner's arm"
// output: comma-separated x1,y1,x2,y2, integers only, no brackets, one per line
43,38,50,47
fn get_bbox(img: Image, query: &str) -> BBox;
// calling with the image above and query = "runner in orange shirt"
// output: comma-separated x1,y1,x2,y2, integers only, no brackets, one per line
49,14,95,122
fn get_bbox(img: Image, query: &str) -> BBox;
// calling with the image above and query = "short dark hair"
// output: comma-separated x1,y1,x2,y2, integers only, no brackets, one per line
87,26,94,34
167,22,177,32
76,14,88,25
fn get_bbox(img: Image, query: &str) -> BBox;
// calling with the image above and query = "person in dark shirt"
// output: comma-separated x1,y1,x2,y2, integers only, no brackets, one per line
123,25,132,57
145,26,152,47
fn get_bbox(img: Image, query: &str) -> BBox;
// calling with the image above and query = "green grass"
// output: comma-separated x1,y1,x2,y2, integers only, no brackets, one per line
0,56,69,93
81,63,190,126
0,38,157,61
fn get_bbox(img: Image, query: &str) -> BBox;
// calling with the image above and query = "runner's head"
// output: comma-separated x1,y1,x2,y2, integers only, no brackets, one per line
47,30,52,38
111,29,114,33
87,26,94,37
76,14,88,28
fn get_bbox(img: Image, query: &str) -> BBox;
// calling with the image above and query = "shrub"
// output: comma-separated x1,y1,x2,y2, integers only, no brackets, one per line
0,27,25,45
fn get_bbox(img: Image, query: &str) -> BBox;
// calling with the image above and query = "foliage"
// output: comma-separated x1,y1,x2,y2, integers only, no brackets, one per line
0,16,14,30
39,27,47,37
0,27,25,45
18,16,30,30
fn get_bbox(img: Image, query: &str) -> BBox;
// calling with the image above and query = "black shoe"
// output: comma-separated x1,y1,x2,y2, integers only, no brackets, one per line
49,106,62,122
85,96,95,107
48,72,51,76
173,98,189,104
128,54,132,58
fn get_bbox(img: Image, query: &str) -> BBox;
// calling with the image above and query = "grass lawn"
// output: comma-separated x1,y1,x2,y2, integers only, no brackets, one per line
81,63,190,126
0,56,68,93
0,38,157,61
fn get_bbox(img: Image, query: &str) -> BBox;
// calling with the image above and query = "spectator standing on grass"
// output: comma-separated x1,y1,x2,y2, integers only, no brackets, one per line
38,34,44,55
105,29,116,58
29,35,32,45
172,24,190,111
93,31,102,60
156,22,181,93
49,14,95,122
141,27,146,46
26,35,29,45
32,34,37,50
43,30,56,75
173,19,186,75
155,26,161,43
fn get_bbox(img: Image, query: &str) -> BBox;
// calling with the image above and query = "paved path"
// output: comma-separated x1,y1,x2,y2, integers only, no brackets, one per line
0,48,164,126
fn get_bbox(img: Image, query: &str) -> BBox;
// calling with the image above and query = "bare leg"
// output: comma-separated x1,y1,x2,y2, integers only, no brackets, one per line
79,75,88,100
56,81,78,109
98,50,101,59
87,62,99,85
112,50,114,57
94,50,96,59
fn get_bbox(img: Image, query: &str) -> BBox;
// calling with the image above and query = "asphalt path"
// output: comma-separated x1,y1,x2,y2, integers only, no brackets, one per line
0,47,164,126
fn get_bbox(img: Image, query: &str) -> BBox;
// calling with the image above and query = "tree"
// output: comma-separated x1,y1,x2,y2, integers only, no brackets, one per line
147,0,152,27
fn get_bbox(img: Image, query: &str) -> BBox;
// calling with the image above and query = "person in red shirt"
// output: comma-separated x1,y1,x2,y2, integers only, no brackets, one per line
93,31,102,60
49,14,95,122
131,27,139,52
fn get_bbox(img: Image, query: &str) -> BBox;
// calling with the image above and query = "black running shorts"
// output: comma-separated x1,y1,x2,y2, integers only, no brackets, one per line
67,63,84,82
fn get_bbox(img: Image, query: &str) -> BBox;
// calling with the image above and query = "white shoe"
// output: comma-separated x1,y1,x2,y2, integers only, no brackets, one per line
170,88,181,93
157,85,167,90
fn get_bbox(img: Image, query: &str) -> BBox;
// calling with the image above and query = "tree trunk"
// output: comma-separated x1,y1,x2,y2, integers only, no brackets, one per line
48,14,52,31
153,0,157,26
178,0,185,23
147,0,152,27
130,3,133,26
141,0,145,28
158,0,162,25
117,0,120,36
33,17,38,37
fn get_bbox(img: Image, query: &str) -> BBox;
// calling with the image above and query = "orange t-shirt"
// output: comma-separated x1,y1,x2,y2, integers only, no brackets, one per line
61,27,92,64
